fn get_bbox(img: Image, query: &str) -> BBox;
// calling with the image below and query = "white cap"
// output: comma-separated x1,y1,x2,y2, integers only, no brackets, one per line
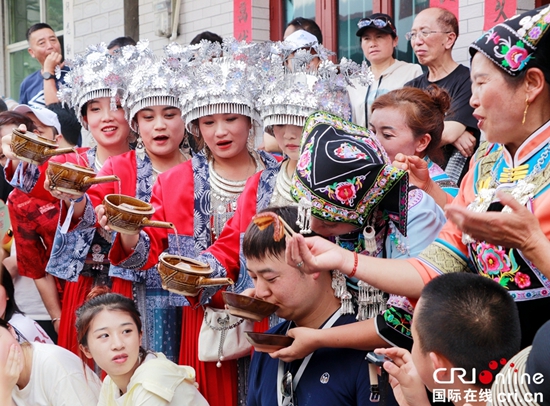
14,104,62,135
283,30,319,52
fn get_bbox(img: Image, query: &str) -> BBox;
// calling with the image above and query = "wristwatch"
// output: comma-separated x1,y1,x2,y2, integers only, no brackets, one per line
42,71,54,80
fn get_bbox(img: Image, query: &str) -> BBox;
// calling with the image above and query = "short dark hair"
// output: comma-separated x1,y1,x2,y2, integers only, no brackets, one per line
1,269,23,321
287,17,323,44
414,273,521,388
243,206,302,261
0,99,7,113
190,31,223,45
46,103,82,146
26,23,54,42
107,36,137,50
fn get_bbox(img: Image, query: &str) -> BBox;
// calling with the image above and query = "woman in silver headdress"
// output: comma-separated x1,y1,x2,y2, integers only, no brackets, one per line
64,42,191,362
41,43,133,360
106,38,279,406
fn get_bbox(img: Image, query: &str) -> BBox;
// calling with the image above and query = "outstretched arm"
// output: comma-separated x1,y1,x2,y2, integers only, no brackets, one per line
285,234,424,298
270,318,389,362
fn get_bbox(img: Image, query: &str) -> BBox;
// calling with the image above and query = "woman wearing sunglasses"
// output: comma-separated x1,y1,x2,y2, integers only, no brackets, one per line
349,13,422,127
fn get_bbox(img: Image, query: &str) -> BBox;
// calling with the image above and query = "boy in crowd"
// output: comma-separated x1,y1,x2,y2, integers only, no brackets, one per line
376,273,521,406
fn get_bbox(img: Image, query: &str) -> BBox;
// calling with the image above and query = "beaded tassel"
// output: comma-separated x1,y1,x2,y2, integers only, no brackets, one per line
297,197,312,234
357,281,369,321
332,271,346,298
388,222,409,255
216,313,230,368
363,226,377,252
340,290,354,315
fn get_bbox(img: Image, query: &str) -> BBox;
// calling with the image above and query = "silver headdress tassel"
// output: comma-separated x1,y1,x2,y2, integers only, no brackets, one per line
58,42,145,128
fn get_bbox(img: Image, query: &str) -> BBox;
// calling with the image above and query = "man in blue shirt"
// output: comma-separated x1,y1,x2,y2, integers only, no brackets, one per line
19,23,68,107
242,207,396,406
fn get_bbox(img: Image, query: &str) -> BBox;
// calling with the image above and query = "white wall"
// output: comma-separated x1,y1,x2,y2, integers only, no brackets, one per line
71,0,125,55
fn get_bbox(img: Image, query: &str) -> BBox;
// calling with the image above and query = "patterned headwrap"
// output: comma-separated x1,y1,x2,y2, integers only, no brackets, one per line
291,112,409,235
469,5,550,77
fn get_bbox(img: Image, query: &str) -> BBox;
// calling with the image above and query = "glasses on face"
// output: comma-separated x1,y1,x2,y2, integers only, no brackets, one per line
405,29,452,41
358,17,392,30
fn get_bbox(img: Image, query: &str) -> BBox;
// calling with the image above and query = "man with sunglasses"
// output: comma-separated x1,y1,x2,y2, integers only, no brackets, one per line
405,7,480,186
349,13,422,127
243,206,397,406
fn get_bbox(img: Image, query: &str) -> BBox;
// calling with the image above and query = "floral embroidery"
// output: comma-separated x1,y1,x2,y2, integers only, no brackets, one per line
334,142,367,160
476,242,511,275
473,242,523,290
319,176,366,206
501,42,531,71
514,272,531,289
486,31,501,44
383,306,412,337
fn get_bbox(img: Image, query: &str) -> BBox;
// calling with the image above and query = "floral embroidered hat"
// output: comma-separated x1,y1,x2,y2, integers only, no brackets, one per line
291,111,409,235
469,5,550,77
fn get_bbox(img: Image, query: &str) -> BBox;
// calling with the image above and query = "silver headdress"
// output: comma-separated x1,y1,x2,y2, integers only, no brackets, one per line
180,38,265,136
58,42,145,128
124,42,190,132
257,40,374,133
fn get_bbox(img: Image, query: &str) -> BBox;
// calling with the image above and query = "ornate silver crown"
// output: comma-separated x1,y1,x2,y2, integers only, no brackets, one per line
179,38,267,136
58,42,148,128
124,42,191,132
257,41,374,132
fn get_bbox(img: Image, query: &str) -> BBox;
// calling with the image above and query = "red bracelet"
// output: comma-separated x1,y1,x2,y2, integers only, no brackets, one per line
349,251,359,278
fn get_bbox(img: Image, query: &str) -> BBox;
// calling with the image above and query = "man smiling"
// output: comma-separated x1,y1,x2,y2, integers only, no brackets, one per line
20,23,69,107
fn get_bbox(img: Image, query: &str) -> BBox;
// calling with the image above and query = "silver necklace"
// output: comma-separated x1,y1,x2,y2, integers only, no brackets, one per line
209,152,263,238
271,160,295,206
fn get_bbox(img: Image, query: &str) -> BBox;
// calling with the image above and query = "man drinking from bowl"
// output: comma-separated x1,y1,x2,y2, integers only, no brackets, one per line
242,206,396,406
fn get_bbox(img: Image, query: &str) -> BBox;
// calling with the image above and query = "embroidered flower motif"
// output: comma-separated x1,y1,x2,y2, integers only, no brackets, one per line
297,149,311,175
476,243,511,275
501,43,530,70
334,143,367,160
514,272,531,289
528,26,543,40
334,182,357,205
487,31,501,44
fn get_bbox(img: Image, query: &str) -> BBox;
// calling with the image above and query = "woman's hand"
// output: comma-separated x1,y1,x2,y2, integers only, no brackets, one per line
269,327,321,362
285,234,352,275
445,190,544,251
375,347,431,406
95,204,112,231
0,344,23,397
393,154,431,191
44,175,83,202
1,124,24,163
